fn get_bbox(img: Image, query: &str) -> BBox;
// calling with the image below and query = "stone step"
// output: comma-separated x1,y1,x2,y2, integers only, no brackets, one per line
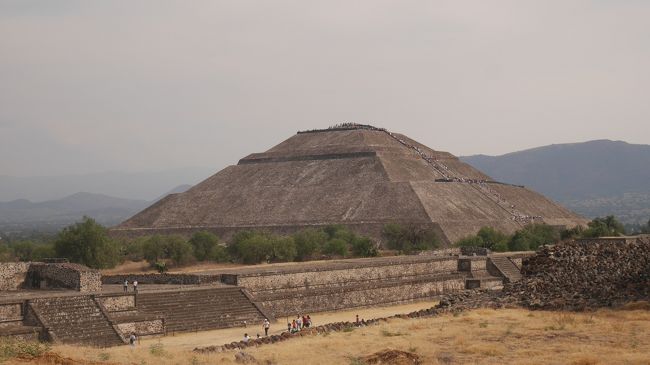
489,257,523,283
31,296,124,347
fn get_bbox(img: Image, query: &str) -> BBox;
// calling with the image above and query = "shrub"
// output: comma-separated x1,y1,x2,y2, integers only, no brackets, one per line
229,231,273,264
154,261,168,273
350,236,378,257
208,244,230,262
582,216,625,238
456,226,509,252
508,224,560,251
142,235,194,267
0,338,50,361
189,231,220,261
54,217,120,269
164,236,194,266
269,236,297,262
382,223,440,254
293,228,328,261
324,238,349,257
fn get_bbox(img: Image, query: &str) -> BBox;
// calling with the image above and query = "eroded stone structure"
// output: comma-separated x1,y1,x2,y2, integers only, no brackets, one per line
112,125,586,244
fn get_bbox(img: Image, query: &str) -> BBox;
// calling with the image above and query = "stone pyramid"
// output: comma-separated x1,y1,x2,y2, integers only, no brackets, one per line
113,124,587,244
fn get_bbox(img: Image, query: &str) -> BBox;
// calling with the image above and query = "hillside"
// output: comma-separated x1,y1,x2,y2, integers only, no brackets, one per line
0,185,192,235
461,140,650,224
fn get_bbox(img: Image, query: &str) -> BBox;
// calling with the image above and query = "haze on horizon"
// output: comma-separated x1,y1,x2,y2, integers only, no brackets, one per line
1,0,649,178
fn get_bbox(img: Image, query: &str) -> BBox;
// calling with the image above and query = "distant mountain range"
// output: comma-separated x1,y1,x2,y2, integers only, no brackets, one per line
1,139,648,236
0,186,191,234
461,139,650,224
0,167,212,202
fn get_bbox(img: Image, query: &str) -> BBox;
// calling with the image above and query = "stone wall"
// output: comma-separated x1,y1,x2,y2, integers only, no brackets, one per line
102,273,220,285
97,294,135,312
457,257,487,272
257,275,465,317
115,319,164,340
506,235,650,309
0,302,22,322
0,263,30,290
27,263,101,292
234,257,459,294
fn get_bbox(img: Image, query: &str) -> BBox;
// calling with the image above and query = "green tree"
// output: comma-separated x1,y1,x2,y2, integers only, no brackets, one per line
189,231,220,261
323,238,348,257
208,244,230,262
142,235,168,264
382,223,440,254
11,241,37,261
269,236,297,262
165,236,194,266
229,231,273,264
54,217,120,269
456,226,509,252
508,224,560,251
292,228,328,261
350,236,378,257
31,244,55,261
582,216,626,238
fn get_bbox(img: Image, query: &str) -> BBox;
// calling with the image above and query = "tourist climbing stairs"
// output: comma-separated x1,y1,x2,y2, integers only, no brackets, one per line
29,295,124,347
489,256,523,283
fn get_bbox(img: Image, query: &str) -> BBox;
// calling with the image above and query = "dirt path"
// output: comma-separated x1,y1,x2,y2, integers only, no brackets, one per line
138,299,439,350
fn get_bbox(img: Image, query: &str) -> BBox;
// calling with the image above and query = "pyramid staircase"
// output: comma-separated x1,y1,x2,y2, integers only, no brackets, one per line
29,296,124,347
489,256,523,283
134,287,268,334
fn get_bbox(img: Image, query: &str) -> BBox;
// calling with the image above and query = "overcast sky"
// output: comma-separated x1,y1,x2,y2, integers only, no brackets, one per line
1,0,649,177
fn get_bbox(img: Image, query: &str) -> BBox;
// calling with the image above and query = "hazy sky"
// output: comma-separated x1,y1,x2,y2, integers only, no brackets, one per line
1,0,649,177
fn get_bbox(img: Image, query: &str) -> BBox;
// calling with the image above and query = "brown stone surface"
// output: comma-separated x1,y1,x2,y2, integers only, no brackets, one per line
505,235,650,309
112,125,586,244
0,263,30,290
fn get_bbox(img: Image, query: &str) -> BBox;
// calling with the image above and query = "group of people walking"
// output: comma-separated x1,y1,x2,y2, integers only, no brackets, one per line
287,314,312,333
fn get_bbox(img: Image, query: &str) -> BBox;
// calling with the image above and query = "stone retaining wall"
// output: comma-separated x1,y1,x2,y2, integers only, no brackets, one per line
115,319,164,340
102,273,220,286
97,295,136,312
27,263,101,292
0,263,30,290
0,303,22,322
233,257,459,294
256,275,465,317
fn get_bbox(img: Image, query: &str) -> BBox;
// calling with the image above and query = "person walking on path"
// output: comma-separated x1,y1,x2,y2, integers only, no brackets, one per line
133,280,138,293
263,319,270,336
123,280,128,293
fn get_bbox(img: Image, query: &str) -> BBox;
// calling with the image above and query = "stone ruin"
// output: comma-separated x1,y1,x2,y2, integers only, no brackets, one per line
193,235,650,354
111,124,586,245
0,250,524,347
2,235,647,348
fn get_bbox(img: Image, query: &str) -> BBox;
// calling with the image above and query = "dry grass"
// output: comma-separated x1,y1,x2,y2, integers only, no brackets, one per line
11,306,650,365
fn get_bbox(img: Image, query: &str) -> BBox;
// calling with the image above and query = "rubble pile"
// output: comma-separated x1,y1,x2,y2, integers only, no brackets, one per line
505,236,650,310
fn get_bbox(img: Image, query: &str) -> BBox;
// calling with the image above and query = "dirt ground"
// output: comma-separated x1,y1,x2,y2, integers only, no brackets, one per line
11,302,650,365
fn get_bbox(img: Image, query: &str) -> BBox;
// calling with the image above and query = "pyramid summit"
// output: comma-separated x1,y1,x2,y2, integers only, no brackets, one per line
113,124,587,244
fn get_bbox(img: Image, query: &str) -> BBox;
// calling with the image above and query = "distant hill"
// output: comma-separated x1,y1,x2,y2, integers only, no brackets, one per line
0,192,149,230
461,140,650,224
0,167,213,202
0,185,194,235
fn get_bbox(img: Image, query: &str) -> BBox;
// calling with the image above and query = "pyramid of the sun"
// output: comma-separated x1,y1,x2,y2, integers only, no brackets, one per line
114,125,587,244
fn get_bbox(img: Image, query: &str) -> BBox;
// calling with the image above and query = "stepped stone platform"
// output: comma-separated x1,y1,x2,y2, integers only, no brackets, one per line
208,253,522,317
0,284,269,347
112,125,586,244
0,251,531,346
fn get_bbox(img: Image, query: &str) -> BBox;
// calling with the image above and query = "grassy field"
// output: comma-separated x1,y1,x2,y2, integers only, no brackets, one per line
9,303,650,365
